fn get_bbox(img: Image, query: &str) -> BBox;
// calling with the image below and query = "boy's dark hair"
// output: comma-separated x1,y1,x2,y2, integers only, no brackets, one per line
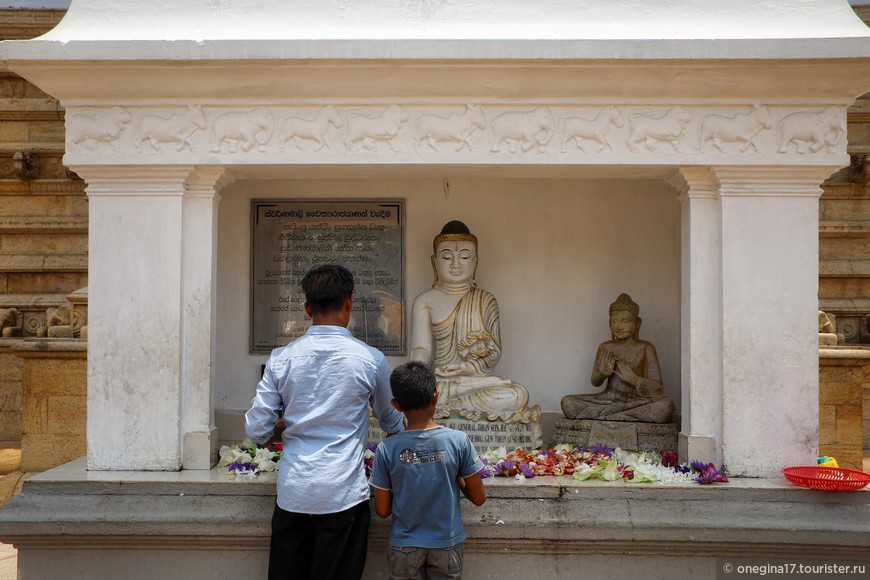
390,361,436,410
301,264,354,315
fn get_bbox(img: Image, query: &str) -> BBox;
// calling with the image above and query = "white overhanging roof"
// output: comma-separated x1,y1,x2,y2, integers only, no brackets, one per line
4,0,870,60
2,1,870,118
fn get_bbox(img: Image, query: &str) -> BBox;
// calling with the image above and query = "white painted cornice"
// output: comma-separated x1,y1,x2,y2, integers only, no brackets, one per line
29,0,870,43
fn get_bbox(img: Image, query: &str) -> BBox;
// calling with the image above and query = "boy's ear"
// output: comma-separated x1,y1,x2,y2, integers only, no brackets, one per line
391,399,404,412
303,302,313,318
431,389,439,407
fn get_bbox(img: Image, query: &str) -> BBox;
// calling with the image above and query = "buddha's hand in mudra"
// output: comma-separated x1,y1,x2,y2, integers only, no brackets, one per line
613,359,641,387
435,362,475,378
598,350,617,378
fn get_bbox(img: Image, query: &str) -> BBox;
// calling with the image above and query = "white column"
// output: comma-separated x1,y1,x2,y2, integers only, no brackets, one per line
79,165,232,470
672,168,721,466
713,166,838,477
181,168,234,469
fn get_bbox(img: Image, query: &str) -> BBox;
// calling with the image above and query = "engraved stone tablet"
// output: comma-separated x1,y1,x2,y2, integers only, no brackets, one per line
251,199,404,353
369,416,543,450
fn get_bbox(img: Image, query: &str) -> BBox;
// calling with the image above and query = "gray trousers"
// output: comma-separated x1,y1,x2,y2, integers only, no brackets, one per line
387,543,464,580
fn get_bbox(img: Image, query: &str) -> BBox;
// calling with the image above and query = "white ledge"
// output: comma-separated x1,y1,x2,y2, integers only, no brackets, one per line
5,38,870,63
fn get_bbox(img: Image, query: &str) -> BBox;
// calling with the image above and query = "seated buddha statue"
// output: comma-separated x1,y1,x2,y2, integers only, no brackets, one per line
561,293,675,423
410,220,539,423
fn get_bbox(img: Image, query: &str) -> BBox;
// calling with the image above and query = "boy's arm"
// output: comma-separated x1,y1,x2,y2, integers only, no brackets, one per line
459,472,486,506
373,487,392,518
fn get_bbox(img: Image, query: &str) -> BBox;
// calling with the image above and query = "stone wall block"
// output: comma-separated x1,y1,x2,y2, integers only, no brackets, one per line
23,357,87,396
0,411,21,441
863,386,870,450
22,393,47,434
46,394,86,434
0,350,22,382
817,377,862,405
835,405,863,444
20,434,86,472
0,381,22,412
818,405,837,445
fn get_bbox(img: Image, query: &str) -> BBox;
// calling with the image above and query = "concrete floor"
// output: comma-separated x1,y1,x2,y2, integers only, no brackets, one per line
0,448,867,580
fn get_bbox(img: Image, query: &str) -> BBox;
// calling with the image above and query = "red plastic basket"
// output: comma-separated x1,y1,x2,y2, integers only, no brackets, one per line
782,466,870,491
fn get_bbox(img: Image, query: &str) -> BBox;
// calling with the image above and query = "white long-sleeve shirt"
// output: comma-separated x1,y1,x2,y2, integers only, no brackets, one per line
246,325,403,514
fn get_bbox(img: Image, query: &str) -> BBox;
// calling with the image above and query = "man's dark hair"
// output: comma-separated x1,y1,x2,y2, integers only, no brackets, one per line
390,361,436,410
301,264,354,315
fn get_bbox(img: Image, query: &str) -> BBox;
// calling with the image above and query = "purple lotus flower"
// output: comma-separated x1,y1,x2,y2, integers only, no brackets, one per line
691,461,728,484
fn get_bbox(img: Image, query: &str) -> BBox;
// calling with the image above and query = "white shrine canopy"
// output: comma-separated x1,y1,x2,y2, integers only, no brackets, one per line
26,0,870,43
2,0,870,477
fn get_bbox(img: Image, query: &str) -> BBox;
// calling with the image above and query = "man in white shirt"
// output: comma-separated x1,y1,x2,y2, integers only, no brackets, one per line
246,264,404,580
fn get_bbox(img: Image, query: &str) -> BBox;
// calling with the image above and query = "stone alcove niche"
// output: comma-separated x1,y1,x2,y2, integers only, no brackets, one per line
2,1,870,577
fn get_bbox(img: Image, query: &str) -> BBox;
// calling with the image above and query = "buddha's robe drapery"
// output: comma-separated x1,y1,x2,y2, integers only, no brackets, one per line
431,287,537,423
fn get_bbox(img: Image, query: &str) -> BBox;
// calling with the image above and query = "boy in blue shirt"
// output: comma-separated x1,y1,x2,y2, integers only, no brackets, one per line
370,361,486,579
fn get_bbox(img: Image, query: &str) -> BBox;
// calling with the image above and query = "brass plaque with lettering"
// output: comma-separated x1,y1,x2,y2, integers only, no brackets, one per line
251,199,405,354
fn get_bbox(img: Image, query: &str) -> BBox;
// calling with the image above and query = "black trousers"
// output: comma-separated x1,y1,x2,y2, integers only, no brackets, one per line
268,500,371,580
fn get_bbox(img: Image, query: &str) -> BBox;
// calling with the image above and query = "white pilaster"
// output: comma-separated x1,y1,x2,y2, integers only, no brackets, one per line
79,165,194,470
181,168,234,469
672,168,721,466
713,166,838,477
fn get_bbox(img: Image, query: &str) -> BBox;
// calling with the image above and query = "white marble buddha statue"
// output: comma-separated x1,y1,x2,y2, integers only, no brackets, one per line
410,221,539,423
560,293,675,423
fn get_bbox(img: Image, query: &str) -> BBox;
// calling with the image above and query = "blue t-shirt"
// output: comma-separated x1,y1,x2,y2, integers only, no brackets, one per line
369,425,484,548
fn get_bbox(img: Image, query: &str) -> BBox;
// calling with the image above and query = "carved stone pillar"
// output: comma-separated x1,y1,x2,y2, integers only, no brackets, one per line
673,168,721,467
75,165,229,470
713,165,841,476
181,168,234,469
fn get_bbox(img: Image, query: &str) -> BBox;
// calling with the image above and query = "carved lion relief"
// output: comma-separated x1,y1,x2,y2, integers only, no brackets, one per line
344,105,410,152
627,106,694,152
67,106,133,152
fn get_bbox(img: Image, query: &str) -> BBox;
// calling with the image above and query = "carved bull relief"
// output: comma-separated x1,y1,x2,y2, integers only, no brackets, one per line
209,107,274,153
137,105,207,153
699,105,772,153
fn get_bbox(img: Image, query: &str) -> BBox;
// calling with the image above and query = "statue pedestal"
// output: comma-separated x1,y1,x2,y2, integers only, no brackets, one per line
550,418,677,453
369,416,543,450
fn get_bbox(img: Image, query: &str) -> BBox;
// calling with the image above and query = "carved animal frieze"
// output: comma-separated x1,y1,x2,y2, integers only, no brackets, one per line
489,106,555,153
699,104,772,153
62,103,850,159
67,106,133,152
415,104,486,152
777,107,845,154
344,105,410,152
210,107,274,153
277,106,344,152
137,105,208,153
559,105,625,153
627,106,694,152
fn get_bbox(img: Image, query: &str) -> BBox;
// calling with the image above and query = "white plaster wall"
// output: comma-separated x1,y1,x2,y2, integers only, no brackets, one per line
214,177,681,425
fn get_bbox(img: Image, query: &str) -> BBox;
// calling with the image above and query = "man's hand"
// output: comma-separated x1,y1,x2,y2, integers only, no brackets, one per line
267,419,286,446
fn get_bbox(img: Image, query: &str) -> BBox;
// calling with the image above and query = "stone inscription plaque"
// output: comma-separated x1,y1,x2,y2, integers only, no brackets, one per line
368,417,543,450
252,199,405,354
